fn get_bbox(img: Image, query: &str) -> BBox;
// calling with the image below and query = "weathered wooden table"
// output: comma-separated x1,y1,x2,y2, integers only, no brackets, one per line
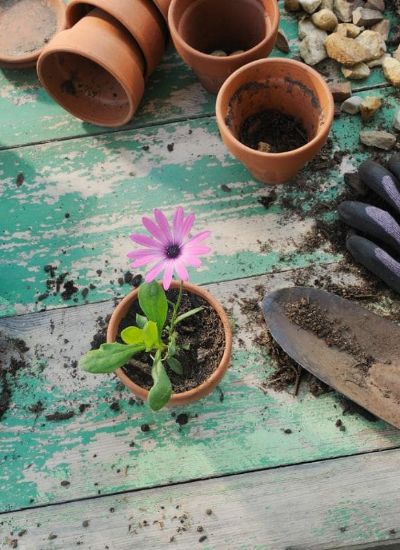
2,5,400,549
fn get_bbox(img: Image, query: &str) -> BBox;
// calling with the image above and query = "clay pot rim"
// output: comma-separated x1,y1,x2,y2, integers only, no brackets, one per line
168,0,280,64
65,0,166,77
37,33,142,127
0,0,67,66
215,58,335,160
107,281,233,406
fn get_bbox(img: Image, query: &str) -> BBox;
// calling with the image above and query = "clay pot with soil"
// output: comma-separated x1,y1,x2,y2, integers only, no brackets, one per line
168,0,280,94
107,281,232,407
66,0,166,77
216,58,334,184
37,9,145,127
0,0,66,69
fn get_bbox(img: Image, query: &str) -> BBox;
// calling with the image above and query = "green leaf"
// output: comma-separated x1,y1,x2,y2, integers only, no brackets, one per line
143,321,159,351
148,359,172,411
136,313,147,329
169,332,177,356
167,356,184,375
175,307,203,325
79,343,145,374
121,326,144,345
138,281,168,334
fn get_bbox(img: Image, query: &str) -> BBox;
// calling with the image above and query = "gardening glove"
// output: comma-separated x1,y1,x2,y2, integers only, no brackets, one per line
338,154,400,295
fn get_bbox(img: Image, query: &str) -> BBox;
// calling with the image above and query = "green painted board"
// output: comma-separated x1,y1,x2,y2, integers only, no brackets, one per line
2,448,400,549
1,268,400,513
0,86,398,317
0,1,396,149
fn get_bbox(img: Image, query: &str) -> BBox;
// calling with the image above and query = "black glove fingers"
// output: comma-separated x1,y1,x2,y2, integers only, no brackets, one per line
387,154,400,182
358,159,400,215
346,234,400,295
339,201,400,256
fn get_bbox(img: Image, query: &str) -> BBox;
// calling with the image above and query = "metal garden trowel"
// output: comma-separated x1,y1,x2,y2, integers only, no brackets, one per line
262,286,400,429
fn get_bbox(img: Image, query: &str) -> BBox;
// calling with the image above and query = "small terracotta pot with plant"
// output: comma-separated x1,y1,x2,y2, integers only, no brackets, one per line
80,207,232,410
168,0,279,94
216,58,334,184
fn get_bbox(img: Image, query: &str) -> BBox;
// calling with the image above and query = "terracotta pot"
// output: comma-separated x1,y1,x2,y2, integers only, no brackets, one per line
107,281,233,407
153,0,172,22
66,0,166,77
168,0,279,94
0,0,66,69
37,9,145,127
216,58,334,184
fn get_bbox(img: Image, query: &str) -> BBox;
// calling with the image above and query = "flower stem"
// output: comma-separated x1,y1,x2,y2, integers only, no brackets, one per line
170,280,184,331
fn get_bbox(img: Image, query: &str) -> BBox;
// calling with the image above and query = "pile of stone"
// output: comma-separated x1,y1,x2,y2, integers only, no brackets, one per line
283,0,400,86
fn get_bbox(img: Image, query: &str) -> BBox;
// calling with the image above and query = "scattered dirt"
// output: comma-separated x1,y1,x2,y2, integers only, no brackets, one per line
285,298,375,374
16,173,24,187
45,410,75,422
240,109,308,153
120,290,225,394
0,334,30,420
176,413,189,426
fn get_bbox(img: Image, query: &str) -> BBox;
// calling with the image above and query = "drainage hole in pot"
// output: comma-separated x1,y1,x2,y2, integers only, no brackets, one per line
239,109,308,153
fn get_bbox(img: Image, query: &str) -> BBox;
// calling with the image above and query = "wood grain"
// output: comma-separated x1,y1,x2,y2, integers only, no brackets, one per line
2,448,400,549
1,266,400,513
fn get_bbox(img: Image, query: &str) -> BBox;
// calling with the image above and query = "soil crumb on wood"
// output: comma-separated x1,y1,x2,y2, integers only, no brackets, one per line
240,109,308,153
0,333,30,420
121,290,225,394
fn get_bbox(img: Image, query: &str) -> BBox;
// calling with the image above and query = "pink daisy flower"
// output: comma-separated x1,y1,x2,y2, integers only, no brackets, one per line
128,207,211,290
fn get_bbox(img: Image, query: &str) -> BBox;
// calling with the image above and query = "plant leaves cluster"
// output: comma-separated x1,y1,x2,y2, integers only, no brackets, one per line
80,281,203,410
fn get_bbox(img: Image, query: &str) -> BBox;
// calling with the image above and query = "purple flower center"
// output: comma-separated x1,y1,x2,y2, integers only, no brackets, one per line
165,243,181,259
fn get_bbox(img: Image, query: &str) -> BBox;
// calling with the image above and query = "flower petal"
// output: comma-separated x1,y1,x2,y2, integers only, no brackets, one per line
185,230,210,248
181,213,195,239
145,260,166,283
162,262,174,290
182,256,202,268
131,254,161,268
172,206,185,242
142,216,168,245
154,209,173,242
127,248,163,259
130,233,163,249
174,260,189,281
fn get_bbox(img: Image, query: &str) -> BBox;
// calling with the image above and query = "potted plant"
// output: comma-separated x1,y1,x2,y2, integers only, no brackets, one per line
215,58,335,184
80,207,232,410
168,0,280,94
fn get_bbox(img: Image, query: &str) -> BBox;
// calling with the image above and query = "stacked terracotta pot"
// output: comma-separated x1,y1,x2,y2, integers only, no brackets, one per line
37,0,170,127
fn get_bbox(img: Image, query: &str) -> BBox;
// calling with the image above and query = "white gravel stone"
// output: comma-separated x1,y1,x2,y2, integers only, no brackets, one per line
360,130,396,150
393,109,400,131
299,0,322,13
341,96,362,114
299,30,328,65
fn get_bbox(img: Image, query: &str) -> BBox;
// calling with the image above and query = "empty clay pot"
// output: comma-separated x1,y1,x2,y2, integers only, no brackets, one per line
153,0,172,22
37,9,145,127
216,58,334,184
66,0,166,77
0,0,66,69
107,281,233,407
168,0,279,94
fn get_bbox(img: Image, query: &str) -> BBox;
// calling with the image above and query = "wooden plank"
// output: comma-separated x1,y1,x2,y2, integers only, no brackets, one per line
1,266,400,513
0,49,214,149
1,83,398,317
2,448,400,549
0,3,394,149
